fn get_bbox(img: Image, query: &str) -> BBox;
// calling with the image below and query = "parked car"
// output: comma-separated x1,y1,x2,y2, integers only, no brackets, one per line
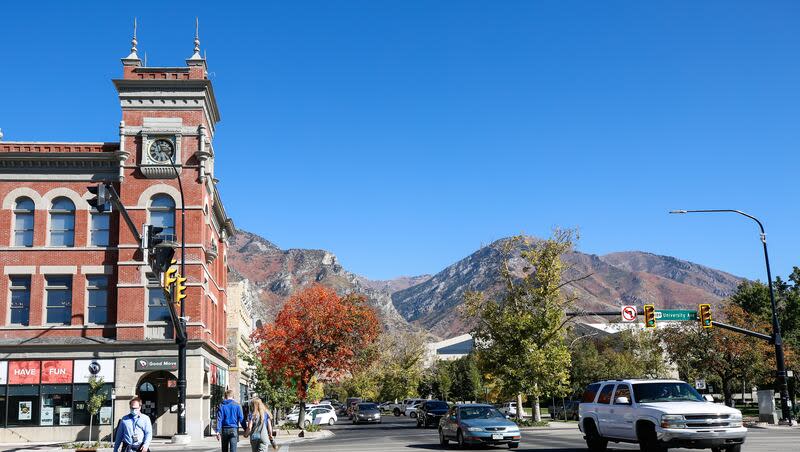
549,400,579,420
578,379,746,452
401,398,427,417
439,404,521,449
405,400,425,418
306,406,338,427
352,402,382,424
497,402,528,418
380,400,404,416
416,400,450,428
345,397,362,418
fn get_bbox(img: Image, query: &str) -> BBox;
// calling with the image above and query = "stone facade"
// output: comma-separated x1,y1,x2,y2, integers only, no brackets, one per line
226,279,256,404
0,39,235,442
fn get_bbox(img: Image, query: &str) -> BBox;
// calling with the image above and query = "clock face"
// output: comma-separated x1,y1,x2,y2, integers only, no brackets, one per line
148,139,175,163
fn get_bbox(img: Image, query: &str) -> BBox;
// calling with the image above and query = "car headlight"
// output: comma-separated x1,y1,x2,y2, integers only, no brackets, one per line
467,426,483,432
661,414,687,429
729,413,743,427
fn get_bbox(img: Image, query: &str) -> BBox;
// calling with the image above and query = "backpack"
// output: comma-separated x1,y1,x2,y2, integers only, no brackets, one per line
250,414,269,442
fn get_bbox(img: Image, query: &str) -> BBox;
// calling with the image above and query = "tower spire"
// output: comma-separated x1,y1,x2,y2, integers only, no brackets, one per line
122,17,141,66
187,17,205,64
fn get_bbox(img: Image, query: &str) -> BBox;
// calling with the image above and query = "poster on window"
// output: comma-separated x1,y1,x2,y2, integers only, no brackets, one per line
19,401,32,420
99,406,112,424
41,406,54,426
58,407,72,425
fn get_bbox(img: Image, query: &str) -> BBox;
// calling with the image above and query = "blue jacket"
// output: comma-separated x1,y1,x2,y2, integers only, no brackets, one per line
216,399,245,432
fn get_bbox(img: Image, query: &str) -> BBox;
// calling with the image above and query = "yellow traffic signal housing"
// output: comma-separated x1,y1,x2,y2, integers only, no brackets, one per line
175,276,187,310
644,304,656,329
163,266,178,293
699,304,712,329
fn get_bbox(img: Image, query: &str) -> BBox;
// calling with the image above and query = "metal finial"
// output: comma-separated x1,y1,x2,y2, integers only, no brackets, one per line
187,17,204,62
122,17,141,64
131,17,138,53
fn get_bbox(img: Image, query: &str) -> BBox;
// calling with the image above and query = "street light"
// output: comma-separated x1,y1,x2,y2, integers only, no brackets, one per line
669,209,792,423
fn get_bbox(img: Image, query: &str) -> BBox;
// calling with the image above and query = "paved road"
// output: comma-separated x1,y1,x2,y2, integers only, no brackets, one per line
282,415,798,452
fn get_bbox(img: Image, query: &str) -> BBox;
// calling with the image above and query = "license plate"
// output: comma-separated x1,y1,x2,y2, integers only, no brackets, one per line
491,433,503,440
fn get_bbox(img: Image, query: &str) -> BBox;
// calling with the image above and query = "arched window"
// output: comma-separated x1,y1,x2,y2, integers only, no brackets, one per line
149,195,175,240
49,197,75,247
13,197,35,247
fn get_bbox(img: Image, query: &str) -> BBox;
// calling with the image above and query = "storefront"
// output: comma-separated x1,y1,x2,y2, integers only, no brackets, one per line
0,359,115,442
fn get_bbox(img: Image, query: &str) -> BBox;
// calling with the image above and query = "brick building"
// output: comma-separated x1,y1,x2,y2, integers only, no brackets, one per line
0,31,234,442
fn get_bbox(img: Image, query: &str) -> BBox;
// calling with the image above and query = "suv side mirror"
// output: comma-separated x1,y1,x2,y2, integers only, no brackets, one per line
614,396,630,405
703,394,715,403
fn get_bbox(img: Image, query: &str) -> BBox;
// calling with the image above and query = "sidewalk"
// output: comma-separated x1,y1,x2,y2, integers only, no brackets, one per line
0,430,334,452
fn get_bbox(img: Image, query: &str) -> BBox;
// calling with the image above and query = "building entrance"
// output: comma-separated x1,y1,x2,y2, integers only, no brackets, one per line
136,371,178,437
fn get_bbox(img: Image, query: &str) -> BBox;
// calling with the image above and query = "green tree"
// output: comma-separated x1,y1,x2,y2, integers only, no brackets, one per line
375,332,426,401
86,376,107,445
728,269,800,349
464,231,582,421
449,354,483,402
240,349,295,416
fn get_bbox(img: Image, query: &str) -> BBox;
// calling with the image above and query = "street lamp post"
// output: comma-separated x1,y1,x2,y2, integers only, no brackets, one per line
166,160,187,437
670,209,792,423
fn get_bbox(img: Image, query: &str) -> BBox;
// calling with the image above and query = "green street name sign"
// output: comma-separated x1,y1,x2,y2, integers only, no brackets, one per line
655,309,698,321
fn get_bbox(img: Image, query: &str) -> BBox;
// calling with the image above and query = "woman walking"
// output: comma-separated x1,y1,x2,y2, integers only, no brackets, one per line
245,397,275,452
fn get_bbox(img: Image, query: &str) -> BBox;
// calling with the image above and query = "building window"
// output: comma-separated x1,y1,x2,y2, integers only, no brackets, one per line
13,197,35,247
45,276,72,325
41,385,73,426
87,276,109,324
73,384,113,426
149,195,175,240
90,211,110,246
7,385,39,426
148,288,170,322
9,276,31,326
49,197,75,247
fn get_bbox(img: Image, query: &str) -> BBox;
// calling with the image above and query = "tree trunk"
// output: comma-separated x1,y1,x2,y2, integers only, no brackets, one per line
297,400,306,429
533,394,541,422
723,379,734,407
516,393,524,419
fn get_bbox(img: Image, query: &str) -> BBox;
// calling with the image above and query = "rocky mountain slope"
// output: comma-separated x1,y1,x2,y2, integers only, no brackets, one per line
226,230,415,332
390,238,744,337
227,231,744,339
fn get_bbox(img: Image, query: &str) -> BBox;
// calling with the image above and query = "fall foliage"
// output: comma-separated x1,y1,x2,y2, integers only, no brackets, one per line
252,285,380,425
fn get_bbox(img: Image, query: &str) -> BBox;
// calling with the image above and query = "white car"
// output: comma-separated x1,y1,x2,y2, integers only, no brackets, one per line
286,406,338,427
579,379,746,452
498,402,528,418
404,400,425,418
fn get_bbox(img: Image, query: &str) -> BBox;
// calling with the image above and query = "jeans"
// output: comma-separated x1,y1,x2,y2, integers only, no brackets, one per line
221,427,239,452
250,440,269,452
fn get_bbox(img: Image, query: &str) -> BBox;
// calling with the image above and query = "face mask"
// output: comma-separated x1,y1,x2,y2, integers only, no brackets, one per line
131,408,140,416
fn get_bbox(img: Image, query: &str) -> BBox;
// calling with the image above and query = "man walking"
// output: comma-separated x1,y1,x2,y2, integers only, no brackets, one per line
114,398,152,452
216,390,246,452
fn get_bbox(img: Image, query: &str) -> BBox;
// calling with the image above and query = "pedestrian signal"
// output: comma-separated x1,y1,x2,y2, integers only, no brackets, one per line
699,304,712,329
644,304,656,329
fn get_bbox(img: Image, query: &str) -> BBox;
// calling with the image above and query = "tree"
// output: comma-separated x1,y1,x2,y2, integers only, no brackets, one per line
659,304,773,406
464,231,582,421
375,332,426,402
86,376,107,445
449,354,483,402
240,348,296,419
253,285,381,428
729,269,800,349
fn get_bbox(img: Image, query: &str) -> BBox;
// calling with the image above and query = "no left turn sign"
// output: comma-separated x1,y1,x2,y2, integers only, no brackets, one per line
621,305,637,322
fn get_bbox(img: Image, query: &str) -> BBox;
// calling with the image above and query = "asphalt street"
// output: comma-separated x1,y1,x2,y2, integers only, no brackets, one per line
281,415,798,452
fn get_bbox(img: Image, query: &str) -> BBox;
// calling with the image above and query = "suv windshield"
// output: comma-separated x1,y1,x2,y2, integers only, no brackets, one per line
460,406,506,420
633,382,704,403
426,401,448,410
358,403,378,410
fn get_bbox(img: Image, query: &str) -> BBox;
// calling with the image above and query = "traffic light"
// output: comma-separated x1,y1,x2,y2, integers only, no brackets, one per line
699,304,712,329
174,276,187,310
644,304,656,329
87,183,112,213
163,262,178,293
143,224,175,273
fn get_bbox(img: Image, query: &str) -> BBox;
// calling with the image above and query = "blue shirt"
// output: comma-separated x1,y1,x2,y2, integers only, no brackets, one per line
216,399,245,433
114,413,152,452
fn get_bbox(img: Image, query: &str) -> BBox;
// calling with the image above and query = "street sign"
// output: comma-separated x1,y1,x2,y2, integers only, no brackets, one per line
695,379,706,390
656,309,697,321
621,305,637,322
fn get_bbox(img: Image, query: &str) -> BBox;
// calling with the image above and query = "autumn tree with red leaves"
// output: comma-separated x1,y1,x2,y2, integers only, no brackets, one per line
253,285,380,428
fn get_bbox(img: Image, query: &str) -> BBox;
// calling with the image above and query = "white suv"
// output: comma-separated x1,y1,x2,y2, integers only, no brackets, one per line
578,379,746,452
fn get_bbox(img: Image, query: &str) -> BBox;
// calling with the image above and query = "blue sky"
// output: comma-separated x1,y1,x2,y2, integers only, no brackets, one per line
1,1,799,281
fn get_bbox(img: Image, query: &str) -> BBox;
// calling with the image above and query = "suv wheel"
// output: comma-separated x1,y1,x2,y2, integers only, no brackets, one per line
637,422,666,452
439,429,449,446
394,408,401,416
583,419,608,452
457,430,466,449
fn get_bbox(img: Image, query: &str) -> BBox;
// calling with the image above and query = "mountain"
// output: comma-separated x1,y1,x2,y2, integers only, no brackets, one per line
355,275,433,294
226,230,415,332
390,238,744,337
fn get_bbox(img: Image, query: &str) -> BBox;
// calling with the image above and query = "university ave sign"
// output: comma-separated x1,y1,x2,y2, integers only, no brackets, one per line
655,309,698,321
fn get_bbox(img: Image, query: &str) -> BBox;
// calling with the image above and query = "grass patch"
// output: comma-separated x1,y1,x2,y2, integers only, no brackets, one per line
513,418,550,427
62,442,112,449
